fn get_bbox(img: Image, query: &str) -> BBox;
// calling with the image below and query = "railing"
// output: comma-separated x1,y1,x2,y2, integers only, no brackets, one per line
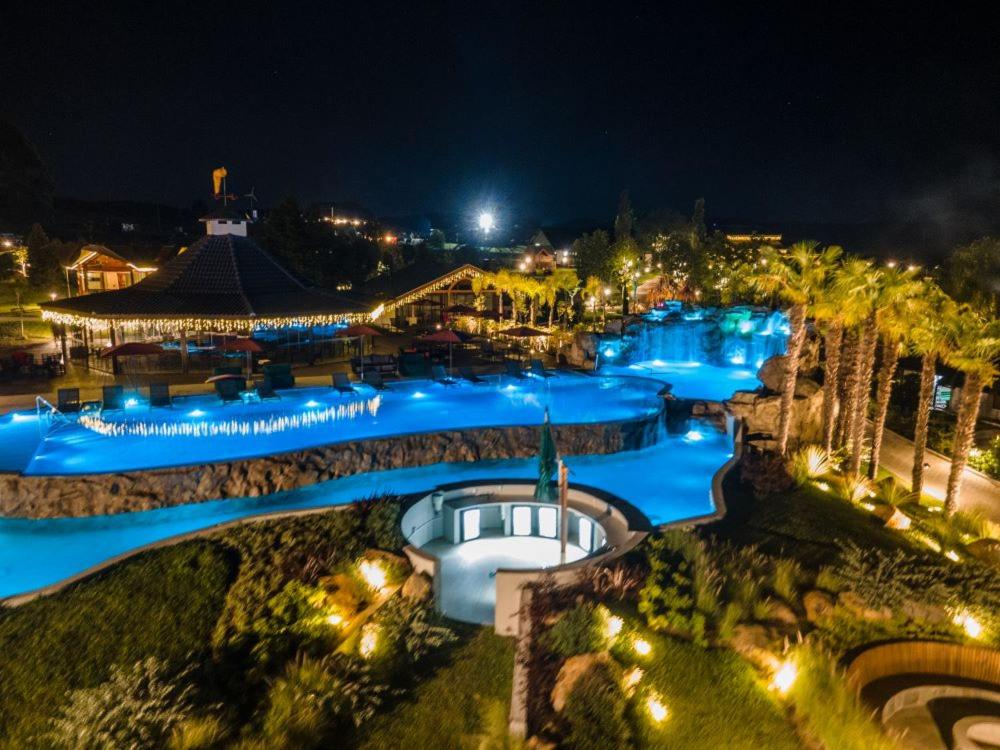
35,395,69,436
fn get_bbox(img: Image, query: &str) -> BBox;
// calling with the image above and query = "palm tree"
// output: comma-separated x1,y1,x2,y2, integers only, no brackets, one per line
832,258,882,474
909,285,957,497
583,275,604,329
943,311,1000,514
549,268,580,328
866,268,923,479
749,242,840,455
492,269,511,321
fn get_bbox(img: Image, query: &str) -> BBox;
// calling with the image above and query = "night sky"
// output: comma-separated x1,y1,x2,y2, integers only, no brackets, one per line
3,1,999,230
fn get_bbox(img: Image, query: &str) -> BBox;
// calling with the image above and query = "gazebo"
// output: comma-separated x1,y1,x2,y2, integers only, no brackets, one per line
41,210,369,372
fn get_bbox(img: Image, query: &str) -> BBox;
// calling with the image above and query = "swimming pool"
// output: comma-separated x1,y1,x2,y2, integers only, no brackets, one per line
0,374,664,476
0,422,731,599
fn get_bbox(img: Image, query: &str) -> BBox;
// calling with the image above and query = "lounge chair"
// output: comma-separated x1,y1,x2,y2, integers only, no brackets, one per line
504,360,527,380
431,364,458,386
56,387,81,414
148,382,172,408
530,359,556,378
101,384,124,410
213,365,242,376
262,363,295,389
362,371,389,391
255,377,281,400
332,371,356,394
459,367,486,384
215,377,245,404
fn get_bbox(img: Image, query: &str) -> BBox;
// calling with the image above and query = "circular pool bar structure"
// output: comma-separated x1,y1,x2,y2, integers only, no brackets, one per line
401,481,651,632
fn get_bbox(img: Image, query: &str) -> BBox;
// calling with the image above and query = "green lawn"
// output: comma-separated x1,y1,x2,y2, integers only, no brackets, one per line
0,541,234,749
626,631,801,750
356,627,515,750
707,472,914,567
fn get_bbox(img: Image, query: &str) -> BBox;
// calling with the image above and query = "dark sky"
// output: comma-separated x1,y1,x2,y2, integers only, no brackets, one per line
2,1,999,229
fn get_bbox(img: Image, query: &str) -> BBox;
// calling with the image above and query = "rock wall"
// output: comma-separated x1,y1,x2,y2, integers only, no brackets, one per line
725,378,824,446
0,416,659,519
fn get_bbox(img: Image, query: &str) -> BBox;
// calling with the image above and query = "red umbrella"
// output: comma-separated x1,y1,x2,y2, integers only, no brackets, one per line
219,338,263,378
420,329,463,371
500,326,549,337
205,373,246,383
99,342,165,357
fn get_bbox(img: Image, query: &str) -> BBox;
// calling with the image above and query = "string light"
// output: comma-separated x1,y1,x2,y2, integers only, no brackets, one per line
41,309,368,334
78,396,381,438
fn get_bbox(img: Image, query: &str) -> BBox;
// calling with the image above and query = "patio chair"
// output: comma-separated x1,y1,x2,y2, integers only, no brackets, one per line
101,384,125,410
148,382,172,408
459,367,486,384
215,377,246,404
213,365,242,376
504,359,527,380
56,387,81,414
362,371,390,391
255,377,281,400
262,363,295,389
332,371,356,394
530,359,556,378
431,364,458,386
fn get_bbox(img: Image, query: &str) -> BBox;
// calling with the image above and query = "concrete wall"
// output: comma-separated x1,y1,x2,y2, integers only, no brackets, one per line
0,414,659,519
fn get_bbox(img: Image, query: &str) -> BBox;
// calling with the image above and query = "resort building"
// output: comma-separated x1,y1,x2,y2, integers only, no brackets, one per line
366,262,494,328
41,209,367,373
66,244,162,294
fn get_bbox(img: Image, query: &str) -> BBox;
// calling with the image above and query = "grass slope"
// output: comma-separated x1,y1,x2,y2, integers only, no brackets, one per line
0,540,234,748
356,627,515,750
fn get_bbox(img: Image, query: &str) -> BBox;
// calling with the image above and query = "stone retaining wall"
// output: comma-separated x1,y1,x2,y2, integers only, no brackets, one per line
0,415,660,519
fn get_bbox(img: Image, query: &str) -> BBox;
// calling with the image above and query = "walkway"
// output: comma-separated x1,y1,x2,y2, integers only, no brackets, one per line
878,428,1000,522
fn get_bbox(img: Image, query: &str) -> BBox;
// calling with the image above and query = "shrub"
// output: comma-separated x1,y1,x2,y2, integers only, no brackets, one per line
358,496,405,550
562,662,633,750
541,602,608,657
873,477,914,507
771,558,804,602
168,715,229,750
837,474,872,504
814,566,843,593
49,658,195,750
639,532,709,645
790,445,832,485
248,581,333,670
789,645,902,750
258,655,346,748
834,541,946,611
377,598,458,663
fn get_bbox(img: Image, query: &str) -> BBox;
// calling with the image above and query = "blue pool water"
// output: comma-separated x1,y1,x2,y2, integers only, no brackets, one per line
0,374,663,475
0,423,731,598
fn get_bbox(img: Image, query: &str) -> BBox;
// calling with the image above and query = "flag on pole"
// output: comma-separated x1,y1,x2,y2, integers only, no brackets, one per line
535,407,557,502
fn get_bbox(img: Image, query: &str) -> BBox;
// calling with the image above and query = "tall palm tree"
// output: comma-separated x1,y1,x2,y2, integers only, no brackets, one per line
749,242,840,455
909,285,957,497
492,269,511,321
548,268,580,328
832,258,883,475
943,311,1000,515
866,268,923,479
583,275,604,329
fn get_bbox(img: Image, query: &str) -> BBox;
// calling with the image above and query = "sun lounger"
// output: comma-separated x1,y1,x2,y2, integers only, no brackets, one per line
148,382,172,408
332,371,356,394
459,367,486,384
504,360,527,379
530,359,556,378
101,384,124,410
431,364,458,386
215,377,245,404
363,371,389,391
56,387,81,414
255,377,281,400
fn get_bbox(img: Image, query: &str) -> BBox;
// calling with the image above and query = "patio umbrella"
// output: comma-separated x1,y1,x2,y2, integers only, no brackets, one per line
535,408,557,502
500,326,549,337
420,328,463,371
205,373,246,383
99,342,165,357
219,338,263,378
335,325,383,378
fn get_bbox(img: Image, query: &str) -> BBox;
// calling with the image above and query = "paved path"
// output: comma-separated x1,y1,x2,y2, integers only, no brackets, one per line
878,427,1000,522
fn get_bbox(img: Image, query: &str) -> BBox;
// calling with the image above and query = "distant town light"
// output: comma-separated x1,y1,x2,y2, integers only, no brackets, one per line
886,260,897,268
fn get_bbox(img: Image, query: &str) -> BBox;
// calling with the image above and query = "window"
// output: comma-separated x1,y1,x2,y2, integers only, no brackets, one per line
512,506,532,536
578,517,594,552
462,508,481,541
538,507,557,538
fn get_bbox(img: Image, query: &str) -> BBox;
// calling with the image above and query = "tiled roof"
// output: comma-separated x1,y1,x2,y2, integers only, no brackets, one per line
42,234,366,319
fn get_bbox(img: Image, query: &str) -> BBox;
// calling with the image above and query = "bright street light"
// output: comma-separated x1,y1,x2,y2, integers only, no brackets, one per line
478,212,495,234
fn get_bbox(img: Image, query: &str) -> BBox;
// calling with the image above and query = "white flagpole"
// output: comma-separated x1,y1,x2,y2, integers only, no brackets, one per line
558,458,569,564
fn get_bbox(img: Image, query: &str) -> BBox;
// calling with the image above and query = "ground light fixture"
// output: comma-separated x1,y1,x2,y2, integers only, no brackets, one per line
633,637,652,656
646,693,669,722
359,624,379,658
326,612,344,627
953,611,983,639
623,667,643,690
605,614,624,639
358,560,387,592
770,659,797,695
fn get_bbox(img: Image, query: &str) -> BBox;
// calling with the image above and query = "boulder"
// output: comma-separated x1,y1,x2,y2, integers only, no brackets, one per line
838,591,892,622
725,379,824,446
563,331,599,369
900,598,949,625
803,590,836,623
401,571,433,601
526,737,557,750
604,320,623,335
799,336,821,374
727,624,779,669
757,355,788,393
767,600,801,626
550,652,613,712
966,539,1000,566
